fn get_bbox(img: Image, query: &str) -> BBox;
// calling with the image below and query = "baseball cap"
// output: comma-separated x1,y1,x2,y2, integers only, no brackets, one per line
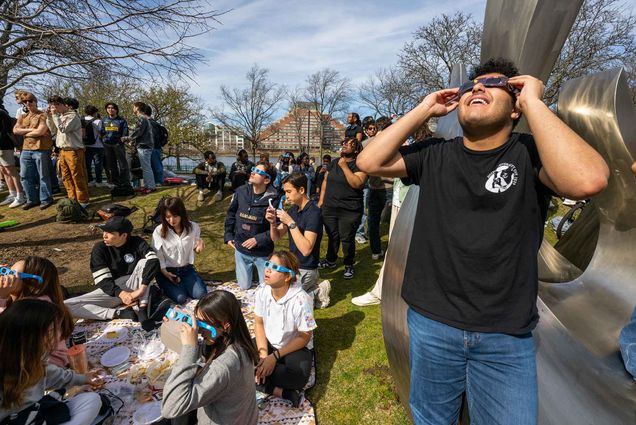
96,216,133,234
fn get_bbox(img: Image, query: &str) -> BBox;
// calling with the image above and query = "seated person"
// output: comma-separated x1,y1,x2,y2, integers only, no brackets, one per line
194,150,226,202
0,256,74,367
229,149,254,191
152,197,207,305
65,216,160,321
161,291,258,425
0,299,103,424
254,251,316,407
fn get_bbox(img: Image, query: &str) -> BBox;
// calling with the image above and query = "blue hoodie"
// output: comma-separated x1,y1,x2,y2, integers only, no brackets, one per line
100,116,128,145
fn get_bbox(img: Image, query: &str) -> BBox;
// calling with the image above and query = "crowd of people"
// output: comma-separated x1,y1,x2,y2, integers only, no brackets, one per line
0,55,622,425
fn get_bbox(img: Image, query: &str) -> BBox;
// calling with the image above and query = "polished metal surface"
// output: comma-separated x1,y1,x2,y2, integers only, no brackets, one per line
536,68,636,424
434,63,467,140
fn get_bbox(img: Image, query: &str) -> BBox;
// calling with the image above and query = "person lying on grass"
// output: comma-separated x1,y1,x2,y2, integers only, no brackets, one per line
0,299,103,424
161,290,258,425
254,250,317,407
0,256,74,368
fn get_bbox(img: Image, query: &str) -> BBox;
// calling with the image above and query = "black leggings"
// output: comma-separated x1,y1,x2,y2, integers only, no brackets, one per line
322,206,362,266
263,340,313,393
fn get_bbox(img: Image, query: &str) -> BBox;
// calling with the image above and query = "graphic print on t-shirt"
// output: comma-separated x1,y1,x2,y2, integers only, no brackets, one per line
124,253,135,263
485,163,519,193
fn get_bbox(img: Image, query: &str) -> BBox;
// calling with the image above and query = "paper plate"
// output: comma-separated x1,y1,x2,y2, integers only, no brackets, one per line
138,340,165,361
96,326,128,344
100,346,131,368
132,400,162,425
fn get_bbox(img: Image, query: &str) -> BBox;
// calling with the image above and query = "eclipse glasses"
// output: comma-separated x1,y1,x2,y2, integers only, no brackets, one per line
264,260,296,278
164,307,217,338
0,266,43,284
447,76,519,104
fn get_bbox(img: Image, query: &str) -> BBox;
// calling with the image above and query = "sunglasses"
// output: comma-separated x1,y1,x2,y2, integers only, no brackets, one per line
264,261,296,278
165,308,217,338
447,77,519,104
250,167,271,180
24,99,35,104
0,266,43,284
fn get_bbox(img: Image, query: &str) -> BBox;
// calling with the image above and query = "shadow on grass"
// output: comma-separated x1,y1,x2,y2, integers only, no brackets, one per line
310,310,365,404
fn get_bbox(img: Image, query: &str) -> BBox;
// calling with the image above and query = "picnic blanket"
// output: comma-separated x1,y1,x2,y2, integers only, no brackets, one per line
75,282,316,425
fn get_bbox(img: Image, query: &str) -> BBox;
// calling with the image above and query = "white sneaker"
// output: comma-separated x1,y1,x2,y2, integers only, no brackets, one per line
8,197,26,208
197,190,205,201
352,292,381,307
95,182,109,188
88,181,97,187
0,195,15,206
355,234,367,244
214,190,222,201
316,280,331,309
371,251,384,260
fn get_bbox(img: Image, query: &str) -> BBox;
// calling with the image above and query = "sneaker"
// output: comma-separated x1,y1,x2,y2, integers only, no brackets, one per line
371,251,384,260
22,201,40,210
343,265,354,279
282,389,304,408
113,308,138,321
95,182,109,188
88,181,97,187
197,190,205,201
40,201,55,210
316,280,331,309
352,292,381,306
317,259,336,269
0,195,15,206
355,234,367,244
8,197,26,208
214,190,223,201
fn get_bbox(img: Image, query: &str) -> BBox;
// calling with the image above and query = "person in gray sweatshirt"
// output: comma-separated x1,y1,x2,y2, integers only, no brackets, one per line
161,290,259,425
0,299,103,424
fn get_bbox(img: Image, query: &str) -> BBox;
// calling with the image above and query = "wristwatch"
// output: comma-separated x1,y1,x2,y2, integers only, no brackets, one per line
288,222,297,230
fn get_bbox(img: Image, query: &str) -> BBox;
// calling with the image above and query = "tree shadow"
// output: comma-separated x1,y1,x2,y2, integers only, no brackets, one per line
308,310,365,404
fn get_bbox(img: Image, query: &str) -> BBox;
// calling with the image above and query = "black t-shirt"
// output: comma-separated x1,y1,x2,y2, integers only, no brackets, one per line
324,158,364,211
288,200,323,269
400,133,552,335
345,124,363,140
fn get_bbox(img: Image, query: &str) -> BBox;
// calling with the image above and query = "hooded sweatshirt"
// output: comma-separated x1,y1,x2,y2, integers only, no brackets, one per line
254,282,317,350
47,110,83,149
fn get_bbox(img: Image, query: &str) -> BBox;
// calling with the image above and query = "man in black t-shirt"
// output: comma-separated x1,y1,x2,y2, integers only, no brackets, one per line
65,216,160,321
357,58,609,425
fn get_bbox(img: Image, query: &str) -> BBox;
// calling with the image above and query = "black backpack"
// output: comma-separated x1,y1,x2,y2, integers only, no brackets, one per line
81,117,97,145
95,203,138,221
150,120,169,147
143,196,167,233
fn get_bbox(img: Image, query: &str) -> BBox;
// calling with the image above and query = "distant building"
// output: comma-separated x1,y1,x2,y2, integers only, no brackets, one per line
206,123,245,153
259,103,345,152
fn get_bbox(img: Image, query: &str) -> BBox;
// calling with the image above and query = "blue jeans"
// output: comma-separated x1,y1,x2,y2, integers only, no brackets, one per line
20,150,53,204
137,148,156,189
356,187,369,236
234,249,267,290
407,308,537,425
155,265,207,305
151,148,164,185
85,147,105,183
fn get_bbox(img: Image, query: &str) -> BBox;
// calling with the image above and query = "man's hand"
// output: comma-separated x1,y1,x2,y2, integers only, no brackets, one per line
421,88,460,118
241,238,257,250
194,239,205,253
255,354,276,382
276,209,294,226
227,240,236,249
118,291,134,305
508,75,545,113
161,269,180,285
265,207,277,224
179,314,198,347
0,273,20,299
338,157,347,166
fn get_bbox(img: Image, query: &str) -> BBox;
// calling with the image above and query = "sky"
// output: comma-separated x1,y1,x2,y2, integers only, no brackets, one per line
186,0,488,120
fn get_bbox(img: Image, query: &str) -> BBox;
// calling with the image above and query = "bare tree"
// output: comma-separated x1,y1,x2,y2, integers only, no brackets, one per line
358,67,419,118
213,64,285,160
287,88,310,153
398,12,481,95
0,0,223,97
304,68,351,156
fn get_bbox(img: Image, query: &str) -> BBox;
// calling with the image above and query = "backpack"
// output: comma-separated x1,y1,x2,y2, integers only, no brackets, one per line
150,120,169,147
81,118,97,146
95,204,138,221
55,199,89,223
143,196,167,233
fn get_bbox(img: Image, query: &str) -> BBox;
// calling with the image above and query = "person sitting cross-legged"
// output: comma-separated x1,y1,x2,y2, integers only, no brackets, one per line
65,216,160,322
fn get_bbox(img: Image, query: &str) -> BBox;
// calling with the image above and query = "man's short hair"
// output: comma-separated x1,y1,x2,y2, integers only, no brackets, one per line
144,104,152,116
105,102,119,113
322,154,332,162
376,116,392,131
84,105,99,116
21,92,36,102
47,95,64,104
362,116,375,128
133,101,147,113
282,172,308,192
204,150,216,159
256,160,276,184
63,97,79,110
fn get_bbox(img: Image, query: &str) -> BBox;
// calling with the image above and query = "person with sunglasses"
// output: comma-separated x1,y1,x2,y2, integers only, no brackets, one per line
161,290,259,425
357,57,609,425
224,161,279,290
254,251,316,408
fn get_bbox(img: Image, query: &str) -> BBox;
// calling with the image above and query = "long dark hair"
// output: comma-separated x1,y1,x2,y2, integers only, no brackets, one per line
9,257,74,339
195,290,258,371
0,300,62,409
160,197,193,239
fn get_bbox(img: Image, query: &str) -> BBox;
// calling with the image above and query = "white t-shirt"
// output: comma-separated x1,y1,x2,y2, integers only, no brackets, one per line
151,222,201,268
254,282,317,350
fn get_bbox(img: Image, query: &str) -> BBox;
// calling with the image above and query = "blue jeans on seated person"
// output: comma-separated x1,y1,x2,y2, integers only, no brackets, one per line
407,308,537,425
155,265,207,305
234,249,267,290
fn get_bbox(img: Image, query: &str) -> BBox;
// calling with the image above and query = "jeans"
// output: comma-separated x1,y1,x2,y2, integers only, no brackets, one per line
368,188,392,255
322,207,362,266
155,265,208,304
407,308,537,425
137,147,156,189
19,150,53,204
234,249,267,290
85,147,105,183
262,340,313,393
356,187,370,236
103,143,132,190
151,148,164,185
